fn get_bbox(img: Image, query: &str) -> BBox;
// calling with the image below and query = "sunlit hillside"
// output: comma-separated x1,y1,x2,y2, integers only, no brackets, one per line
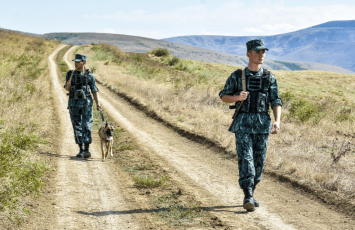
0,29,58,226
74,44,355,202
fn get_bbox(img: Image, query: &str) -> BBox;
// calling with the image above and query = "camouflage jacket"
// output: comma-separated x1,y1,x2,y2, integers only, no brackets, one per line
64,70,99,108
219,67,282,134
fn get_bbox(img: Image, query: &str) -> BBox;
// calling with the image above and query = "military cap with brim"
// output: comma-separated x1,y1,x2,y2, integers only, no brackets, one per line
246,39,269,51
72,54,87,62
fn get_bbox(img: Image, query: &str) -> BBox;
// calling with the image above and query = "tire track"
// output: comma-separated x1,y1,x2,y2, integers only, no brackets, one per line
48,45,142,229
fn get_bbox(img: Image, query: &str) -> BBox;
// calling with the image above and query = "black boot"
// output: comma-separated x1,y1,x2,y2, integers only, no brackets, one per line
76,144,85,158
253,185,260,207
83,143,91,158
242,187,255,212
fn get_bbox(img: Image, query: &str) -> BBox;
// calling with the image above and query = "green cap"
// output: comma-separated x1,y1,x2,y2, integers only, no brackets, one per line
246,39,269,51
72,54,87,62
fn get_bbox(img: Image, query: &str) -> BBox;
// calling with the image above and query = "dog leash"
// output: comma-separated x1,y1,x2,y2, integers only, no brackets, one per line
99,106,106,125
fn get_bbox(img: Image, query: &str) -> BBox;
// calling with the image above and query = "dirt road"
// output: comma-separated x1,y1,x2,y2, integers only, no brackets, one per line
62,46,355,230
23,46,355,230
23,46,153,230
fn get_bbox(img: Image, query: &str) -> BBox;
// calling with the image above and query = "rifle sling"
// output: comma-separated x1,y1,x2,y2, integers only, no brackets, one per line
228,68,246,132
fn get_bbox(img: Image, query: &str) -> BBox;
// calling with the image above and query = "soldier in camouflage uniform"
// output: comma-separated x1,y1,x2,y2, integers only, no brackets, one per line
64,54,101,158
219,39,282,211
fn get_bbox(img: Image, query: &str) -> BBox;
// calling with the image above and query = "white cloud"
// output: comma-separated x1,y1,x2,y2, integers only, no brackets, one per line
88,2,355,38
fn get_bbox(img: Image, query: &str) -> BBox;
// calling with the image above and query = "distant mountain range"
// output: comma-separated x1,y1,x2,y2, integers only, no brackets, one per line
41,32,353,74
162,20,355,72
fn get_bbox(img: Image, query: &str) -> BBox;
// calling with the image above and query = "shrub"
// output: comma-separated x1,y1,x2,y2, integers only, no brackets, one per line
280,91,295,104
169,56,180,66
288,98,319,122
133,56,143,62
153,48,170,57
90,64,98,73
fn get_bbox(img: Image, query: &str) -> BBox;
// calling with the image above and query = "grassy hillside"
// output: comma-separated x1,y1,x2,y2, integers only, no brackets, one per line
43,32,354,74
0,29,59,226
77,44,355,202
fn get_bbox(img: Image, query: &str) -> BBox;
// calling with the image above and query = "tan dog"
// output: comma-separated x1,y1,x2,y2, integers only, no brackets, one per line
98,123,115,161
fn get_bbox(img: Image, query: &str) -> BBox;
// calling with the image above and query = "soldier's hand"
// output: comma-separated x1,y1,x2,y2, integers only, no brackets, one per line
271,121,280,134
96,104,101,111
237,91,249,101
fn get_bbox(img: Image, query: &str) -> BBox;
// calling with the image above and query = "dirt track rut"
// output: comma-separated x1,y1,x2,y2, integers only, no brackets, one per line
63,46,355,230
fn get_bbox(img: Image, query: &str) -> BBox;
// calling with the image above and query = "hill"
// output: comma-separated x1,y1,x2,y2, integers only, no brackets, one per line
162,20,355,72
76,43,355,209
43,32,353,74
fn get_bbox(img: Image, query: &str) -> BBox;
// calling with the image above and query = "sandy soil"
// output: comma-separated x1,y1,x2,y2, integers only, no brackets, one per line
22,45,355,230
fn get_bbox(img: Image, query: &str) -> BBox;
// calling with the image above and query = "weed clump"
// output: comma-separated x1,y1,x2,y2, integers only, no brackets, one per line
288,98,319,122
133,56,143,62
133,175,168,188
169,56,180,66
153,194,209,226
152,48,170,57
331,134,355,164
16,54,45,79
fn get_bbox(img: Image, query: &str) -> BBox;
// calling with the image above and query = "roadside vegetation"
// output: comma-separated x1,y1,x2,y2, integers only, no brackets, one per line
0,29,59,226
79,43,355,202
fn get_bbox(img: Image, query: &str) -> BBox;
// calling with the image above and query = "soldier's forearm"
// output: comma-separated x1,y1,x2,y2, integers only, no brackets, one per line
92,92,100,106
221,95,239,103
273,105,281,122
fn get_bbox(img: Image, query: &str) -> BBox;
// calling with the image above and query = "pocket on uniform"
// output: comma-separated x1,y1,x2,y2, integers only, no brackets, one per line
258,93,267,112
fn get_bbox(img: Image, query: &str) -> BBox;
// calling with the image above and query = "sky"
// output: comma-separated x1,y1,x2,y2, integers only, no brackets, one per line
1,0,355,39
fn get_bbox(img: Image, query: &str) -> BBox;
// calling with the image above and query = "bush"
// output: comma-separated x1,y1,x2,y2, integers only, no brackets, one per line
133,56,143,62
152,48,170,57
280,91,295,104
169,56,180,66
288,98,319,122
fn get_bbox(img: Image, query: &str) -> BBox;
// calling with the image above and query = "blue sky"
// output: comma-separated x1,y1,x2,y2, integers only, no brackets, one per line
2,0,355,39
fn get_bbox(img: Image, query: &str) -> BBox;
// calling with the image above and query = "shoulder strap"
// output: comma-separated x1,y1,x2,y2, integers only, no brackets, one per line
242,68,246,92
65,70,74,91
84,68,90,86
262,68,270,78
262,68,271,93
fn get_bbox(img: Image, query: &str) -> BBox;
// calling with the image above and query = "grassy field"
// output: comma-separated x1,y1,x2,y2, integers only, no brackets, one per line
0,29,59,226
78,44,355,201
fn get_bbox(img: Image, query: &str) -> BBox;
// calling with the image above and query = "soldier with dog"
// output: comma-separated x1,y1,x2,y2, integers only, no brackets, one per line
64,54,101,158
219,39,282,212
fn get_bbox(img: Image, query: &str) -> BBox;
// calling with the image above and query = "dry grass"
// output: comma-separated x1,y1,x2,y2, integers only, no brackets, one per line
78,44,355,200
0,29,59,225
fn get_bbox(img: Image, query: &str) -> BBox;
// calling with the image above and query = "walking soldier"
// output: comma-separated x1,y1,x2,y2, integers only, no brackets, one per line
219,39,282,211
64,54,101,158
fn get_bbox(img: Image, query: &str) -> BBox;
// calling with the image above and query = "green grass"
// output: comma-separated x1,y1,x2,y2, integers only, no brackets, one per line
133,164,156,170
152,194,210,226
133,175,168,188
0,30,58,225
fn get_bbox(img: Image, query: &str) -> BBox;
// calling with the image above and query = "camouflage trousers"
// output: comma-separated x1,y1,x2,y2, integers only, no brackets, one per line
69,106,93,145
235,132,269,189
